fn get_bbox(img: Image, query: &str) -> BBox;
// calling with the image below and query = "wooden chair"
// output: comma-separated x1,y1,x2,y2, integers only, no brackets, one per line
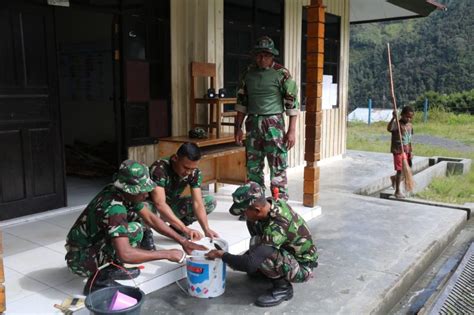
190,62,236,138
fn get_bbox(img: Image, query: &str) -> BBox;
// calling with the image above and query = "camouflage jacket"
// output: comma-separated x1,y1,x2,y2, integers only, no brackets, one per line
149,158,202,202
65,185,144,249
257,199,317,264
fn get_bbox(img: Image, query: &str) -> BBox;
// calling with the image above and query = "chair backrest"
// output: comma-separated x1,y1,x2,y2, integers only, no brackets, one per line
190,62,216,100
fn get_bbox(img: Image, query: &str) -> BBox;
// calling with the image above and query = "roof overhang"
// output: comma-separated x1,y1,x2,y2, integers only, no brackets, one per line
350,0,447,24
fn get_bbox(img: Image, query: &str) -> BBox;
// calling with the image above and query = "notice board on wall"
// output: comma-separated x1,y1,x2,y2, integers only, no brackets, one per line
59,42,112,102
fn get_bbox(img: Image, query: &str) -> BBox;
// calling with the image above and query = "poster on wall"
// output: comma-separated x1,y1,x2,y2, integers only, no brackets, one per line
47,0,70,7
59,42,112,102
322,75,338,109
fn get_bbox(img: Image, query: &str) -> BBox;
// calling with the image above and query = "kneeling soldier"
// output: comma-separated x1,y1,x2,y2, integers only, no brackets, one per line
206,182,318,307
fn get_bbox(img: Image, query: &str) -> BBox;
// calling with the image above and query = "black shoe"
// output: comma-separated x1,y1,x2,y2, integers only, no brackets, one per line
255,278,293,307
140,229,156,251
83,273,122,295
102,265,140,280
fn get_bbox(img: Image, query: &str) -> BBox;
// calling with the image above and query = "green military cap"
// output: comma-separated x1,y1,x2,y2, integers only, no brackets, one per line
188,127,208,139
229,181,264,216
113,160,157,195
252,36,279,56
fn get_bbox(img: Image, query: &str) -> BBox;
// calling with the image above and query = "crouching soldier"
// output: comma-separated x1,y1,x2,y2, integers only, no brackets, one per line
206,182,318,307
65,160,206,293
149,142,218,241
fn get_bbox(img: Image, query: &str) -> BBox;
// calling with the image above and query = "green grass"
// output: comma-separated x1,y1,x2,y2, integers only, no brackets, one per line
347,111,474,204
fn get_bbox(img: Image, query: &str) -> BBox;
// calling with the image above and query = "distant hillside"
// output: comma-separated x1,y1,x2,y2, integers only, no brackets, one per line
349,0,474,110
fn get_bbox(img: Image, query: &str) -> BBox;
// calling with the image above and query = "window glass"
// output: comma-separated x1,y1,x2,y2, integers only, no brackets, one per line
224,0,284,105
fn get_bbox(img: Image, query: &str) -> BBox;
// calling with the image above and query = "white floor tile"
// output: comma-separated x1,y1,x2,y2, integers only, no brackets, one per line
54,277,86,296
4,247,75,288
3,221,67,248
4,267,50,303
6,287,68,314
2,233,37,257
41,211,81,230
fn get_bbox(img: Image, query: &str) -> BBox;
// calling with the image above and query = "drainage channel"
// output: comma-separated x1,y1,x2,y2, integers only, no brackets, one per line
427,242,474,315
357,156,473,220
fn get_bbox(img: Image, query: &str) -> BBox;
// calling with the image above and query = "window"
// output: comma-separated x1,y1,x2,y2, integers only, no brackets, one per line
224,0,284,101
301,11,341,110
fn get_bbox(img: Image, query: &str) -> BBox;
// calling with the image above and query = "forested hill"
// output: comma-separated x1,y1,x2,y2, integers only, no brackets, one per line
348,0,473,110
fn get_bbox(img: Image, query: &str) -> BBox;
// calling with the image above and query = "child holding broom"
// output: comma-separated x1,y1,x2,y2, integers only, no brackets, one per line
387,106,414,198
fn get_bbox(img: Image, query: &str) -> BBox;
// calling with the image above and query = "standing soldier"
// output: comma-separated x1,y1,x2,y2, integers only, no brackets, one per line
206,182,318,307
234,35,299,205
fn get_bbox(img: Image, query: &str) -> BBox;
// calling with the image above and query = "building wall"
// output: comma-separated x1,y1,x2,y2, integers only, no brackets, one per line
321,0,349,161
165,0,349,166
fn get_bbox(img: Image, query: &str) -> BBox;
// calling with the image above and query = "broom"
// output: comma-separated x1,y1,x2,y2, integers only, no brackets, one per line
387,43,414,192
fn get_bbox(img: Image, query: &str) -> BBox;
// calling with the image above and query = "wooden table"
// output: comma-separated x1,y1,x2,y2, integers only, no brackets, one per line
158,133,246,191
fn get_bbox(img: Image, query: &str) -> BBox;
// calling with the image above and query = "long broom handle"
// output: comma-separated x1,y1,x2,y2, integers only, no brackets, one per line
387,43,406,157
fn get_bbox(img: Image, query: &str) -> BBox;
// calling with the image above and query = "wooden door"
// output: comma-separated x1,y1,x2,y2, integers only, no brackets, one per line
0,4,65,220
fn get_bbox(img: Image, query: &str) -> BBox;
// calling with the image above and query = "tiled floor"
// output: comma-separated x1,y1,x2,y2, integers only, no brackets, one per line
0,182,321,314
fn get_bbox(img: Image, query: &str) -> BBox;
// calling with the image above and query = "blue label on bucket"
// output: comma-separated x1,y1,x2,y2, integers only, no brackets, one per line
187,261,209,284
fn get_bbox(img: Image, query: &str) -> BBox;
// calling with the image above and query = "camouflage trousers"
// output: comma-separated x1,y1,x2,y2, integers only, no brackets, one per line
65,222,143,277
245,114,289,200
250,235,313,283
168,195,216,226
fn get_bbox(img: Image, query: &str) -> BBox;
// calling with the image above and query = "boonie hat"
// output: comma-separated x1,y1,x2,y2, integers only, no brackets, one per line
188,127,208,139
113,160,156,195
252,36,279,56
229,181,264,216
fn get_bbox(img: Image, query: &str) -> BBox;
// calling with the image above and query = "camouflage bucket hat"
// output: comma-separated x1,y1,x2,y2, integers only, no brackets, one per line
229,181,264,216
188,127,208,139
113,160,157,195
252,36,279,56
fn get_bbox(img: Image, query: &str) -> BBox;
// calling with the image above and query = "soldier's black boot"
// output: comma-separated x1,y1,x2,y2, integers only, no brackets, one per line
102,265,140,280
255,278,293,307
140,228,156,251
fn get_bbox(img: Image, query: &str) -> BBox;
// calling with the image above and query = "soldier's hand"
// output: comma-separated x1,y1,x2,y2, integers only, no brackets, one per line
182,240,208,255
285,129,296,150
184,227,203,241
167,249,186,263
204,228,219,239
235,129,244,146
205,249,225,260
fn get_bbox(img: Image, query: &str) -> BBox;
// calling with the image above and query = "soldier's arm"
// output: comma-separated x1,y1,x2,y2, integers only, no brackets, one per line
112,236,183,264
138,204,207,254
150,186,197,237
206,244,276,273
191,187,218,238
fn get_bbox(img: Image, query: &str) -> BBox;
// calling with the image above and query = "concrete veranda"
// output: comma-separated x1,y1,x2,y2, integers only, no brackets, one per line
0,151,467,314
141,150,467,314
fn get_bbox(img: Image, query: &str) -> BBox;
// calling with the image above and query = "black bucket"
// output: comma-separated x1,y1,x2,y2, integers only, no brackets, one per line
85,286,145,315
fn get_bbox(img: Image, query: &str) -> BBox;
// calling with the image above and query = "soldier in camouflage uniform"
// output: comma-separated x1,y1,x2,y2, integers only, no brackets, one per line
149,142,218,240
65,160,206,292
207,182,318,307
234,36,299,202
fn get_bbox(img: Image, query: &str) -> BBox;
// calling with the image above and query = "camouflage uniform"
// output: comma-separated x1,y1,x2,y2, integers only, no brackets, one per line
236,37,299,201
149,158,216,226
229,182,318,283
65,160,157,277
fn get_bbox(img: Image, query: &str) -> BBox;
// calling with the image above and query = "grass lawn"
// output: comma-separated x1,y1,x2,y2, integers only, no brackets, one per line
347,111,474,204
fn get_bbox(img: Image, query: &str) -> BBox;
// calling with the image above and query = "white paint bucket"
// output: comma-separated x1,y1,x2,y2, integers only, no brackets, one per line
186,237,228,298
